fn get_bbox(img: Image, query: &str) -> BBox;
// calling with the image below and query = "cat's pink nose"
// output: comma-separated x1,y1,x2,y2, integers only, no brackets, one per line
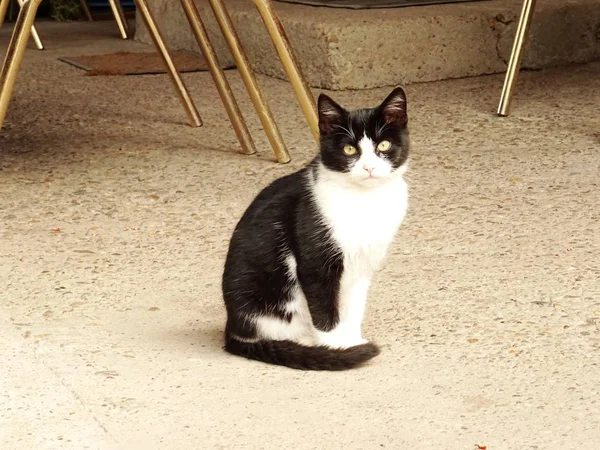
363,165,374,175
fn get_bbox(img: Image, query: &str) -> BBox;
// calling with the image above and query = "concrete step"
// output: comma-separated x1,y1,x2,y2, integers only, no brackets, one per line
136,0,600,89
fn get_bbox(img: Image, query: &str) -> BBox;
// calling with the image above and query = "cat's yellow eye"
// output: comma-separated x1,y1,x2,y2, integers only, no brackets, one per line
343,144,357,156
377,140,392,152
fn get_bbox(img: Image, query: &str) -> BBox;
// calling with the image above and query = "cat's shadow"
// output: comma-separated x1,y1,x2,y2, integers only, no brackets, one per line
0,119,281,164
160,322,224,353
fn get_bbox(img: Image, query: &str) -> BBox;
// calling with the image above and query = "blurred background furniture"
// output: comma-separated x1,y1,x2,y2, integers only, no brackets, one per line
0,0,319,163
0,0,202,132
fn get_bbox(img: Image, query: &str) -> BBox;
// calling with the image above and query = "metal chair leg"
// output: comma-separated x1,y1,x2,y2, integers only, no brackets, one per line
180,0,256,155
108,0,129,39
16,0,43,50
0,0,10,30
497,0,537,117
0,0,43,129
79,0,93,22
208,0,290,163
252,0,318,142
133,0,202,127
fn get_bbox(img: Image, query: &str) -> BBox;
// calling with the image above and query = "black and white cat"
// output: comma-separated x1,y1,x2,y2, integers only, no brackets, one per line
222,87,410,370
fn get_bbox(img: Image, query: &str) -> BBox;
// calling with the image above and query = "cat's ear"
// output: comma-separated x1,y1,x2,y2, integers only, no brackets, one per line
380,86,408,127
318,94,345,134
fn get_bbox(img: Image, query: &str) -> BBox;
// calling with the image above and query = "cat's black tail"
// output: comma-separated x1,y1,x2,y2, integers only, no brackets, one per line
224,335,380,371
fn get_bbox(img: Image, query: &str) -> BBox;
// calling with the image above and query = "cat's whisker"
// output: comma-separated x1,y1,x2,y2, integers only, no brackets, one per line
347,117,357,141
331,124,355,141
376,119,391,138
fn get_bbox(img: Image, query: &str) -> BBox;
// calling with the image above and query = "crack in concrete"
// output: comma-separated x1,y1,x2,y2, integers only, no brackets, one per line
491,14,514,66
496,36,509,66
34,347,119,445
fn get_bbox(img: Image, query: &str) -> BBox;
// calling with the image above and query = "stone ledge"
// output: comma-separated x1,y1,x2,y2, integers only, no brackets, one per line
136,0,600,89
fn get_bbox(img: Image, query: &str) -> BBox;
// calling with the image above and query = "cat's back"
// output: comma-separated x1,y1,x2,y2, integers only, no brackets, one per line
224,166,312,286
235,167,308,228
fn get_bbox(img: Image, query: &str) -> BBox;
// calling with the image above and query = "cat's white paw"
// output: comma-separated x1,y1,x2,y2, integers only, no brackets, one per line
296,335,319,347
316,330,367,349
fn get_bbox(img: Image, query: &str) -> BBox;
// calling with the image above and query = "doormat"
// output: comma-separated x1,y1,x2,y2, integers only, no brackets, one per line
59,50,234,76
275,0,488,9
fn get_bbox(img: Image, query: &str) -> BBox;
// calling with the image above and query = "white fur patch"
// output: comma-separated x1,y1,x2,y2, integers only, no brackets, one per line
285,254,297,282
313,162,408,262
351,134,393,181
255,314,307,341
312,160,408,347
358,134,376,155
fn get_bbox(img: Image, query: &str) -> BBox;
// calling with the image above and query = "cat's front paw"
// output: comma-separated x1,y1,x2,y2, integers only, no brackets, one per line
317,331,368,349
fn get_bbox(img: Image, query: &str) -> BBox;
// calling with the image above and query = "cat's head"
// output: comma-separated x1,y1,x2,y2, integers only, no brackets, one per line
317,87,409,186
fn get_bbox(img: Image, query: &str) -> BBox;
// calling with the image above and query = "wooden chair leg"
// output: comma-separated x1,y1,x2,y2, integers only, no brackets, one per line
108,0,129,39
180,0,256,155
133,0,202,127
252,0,318,142
207,0,290,163
497,0,537,116
0,0,43,129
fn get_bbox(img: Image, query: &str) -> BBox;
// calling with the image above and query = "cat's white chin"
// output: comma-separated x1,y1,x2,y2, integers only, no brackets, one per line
352,174,392,188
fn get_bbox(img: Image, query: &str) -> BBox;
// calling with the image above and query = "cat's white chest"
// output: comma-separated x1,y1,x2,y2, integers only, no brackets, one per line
313,173,408,272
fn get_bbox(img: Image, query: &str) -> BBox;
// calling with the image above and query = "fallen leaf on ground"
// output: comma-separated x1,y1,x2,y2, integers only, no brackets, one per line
34,334,51,339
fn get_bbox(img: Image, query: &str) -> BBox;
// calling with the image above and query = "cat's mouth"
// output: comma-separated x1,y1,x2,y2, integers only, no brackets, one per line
364,171,385,180
359,174,385,184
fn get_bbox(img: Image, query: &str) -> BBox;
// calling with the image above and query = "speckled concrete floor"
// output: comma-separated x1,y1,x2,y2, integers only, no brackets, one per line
1,21,599,450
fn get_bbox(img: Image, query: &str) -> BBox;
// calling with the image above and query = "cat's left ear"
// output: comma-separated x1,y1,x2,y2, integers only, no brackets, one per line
380,86,408,127
318,94,346,135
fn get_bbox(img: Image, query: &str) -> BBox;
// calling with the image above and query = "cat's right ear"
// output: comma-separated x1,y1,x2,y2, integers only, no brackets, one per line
318,94,345,135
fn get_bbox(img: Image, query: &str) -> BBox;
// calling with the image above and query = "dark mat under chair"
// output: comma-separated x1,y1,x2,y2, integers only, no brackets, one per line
59,50,234,76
